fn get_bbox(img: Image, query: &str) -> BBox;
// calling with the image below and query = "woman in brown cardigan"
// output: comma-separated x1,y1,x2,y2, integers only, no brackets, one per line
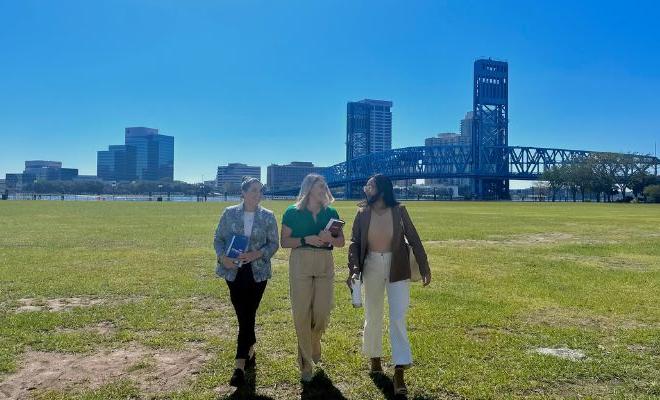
347,174,431,396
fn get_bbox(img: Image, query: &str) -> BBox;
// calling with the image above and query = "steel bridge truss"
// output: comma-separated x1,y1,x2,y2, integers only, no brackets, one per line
314,145,658,188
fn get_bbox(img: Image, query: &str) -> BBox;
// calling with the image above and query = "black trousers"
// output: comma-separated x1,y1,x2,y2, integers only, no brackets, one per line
226,263,268,360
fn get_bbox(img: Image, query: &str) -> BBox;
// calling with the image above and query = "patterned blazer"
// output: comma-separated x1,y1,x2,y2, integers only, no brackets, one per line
214,202,279,282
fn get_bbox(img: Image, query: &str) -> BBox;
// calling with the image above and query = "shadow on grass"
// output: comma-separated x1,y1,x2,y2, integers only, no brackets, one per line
370,372,448,400
223,367,276,400
301,369,348,400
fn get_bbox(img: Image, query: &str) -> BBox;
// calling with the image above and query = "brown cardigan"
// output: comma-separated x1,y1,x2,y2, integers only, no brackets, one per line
348,204,430,283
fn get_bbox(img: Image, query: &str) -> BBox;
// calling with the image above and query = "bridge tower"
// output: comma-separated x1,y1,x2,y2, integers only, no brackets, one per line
472,59,509,199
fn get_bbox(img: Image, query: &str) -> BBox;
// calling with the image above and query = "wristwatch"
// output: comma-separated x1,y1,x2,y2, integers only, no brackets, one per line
300,237,306,247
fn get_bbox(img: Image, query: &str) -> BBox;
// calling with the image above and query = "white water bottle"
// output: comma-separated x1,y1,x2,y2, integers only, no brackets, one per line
351,273,362,308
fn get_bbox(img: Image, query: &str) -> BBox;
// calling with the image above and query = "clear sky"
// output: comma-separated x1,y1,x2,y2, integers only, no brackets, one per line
1,0,659,184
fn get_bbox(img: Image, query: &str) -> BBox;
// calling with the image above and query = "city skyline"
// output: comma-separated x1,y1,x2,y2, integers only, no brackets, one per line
1,1,659,187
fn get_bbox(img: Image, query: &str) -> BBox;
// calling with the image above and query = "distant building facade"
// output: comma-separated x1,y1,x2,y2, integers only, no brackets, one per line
124,127,174,181
97,127,174,182
23,160,78,181
267,162,324,192
346,99,393,161
5,173,33,192
97,145,137,182
424,132,471,188
216,163,261,194
425,132,471,147
5,161,79,192
460,111,475,139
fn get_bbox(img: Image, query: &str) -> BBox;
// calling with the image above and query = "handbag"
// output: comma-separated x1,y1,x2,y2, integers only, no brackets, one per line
400,209,422,282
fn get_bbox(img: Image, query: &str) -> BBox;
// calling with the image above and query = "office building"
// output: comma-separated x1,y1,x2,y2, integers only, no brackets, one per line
216,163,261,194
124,127,174,181
97,145,137,182
267,162,325,192
97,127,174,182
346,99,393,161
23,160,78,181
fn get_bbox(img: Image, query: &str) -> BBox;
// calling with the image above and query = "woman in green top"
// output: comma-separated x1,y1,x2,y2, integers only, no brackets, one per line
281,174,345,382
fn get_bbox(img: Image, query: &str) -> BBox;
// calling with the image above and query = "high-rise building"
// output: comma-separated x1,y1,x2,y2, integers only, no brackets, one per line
266,162,325,192
97,127,174,182
124,127,174,181
346,99,393,161
460,111,475,139
216,163,261,194
97,145,137,182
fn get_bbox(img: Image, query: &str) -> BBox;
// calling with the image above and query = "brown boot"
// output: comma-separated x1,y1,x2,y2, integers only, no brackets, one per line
370,357,383,373
393,367,408,396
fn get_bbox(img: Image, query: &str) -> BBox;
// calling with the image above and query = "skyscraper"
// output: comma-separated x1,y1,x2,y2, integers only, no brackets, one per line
125,127,174,181
97,145,137,181
346,99,393,161
460,111,475,139
97,127,174,182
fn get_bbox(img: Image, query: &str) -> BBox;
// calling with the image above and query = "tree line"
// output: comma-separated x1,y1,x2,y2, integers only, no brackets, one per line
541,152,659,202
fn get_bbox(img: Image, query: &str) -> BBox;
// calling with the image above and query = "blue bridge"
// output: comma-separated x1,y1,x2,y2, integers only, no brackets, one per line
269,59,659,198
322,144,657,187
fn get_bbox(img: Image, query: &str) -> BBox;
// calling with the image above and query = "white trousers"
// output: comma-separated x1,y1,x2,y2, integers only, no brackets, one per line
362,252,412,366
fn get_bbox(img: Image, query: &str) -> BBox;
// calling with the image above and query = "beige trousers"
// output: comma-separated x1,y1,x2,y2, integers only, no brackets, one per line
289,247,335,374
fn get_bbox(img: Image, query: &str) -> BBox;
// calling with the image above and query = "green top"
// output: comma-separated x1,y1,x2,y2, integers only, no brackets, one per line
282,204,340,248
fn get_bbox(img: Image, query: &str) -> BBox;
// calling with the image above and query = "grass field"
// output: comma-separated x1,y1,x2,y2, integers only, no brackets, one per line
0,200,659,400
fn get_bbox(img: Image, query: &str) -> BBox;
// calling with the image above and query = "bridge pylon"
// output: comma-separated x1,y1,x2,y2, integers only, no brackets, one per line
472,59,509,199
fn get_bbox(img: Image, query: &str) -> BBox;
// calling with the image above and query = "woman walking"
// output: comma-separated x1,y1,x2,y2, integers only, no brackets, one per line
347,174,431,396
281,174,345,382
214,177,279,387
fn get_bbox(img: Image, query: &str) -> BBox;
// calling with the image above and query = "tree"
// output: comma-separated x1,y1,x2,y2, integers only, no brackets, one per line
643,184,660,203
631,172,657,198
541,165,564,202
562,163,581,202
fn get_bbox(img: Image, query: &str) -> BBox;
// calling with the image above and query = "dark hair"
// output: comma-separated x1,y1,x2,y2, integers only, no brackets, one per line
241,176,262,193
359,174,400,208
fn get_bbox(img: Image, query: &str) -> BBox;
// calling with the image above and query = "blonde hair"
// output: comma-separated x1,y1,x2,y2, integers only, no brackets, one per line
295,174,334,210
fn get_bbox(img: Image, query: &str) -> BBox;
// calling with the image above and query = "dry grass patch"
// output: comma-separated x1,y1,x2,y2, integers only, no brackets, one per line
55,321,116,336
0,343,210,399
520,379,625,398
11,296,146,313
425,232,578,248
548,254,655,271
521,307,655,330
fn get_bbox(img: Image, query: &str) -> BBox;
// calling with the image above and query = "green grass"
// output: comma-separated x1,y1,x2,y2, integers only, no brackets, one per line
0,200,659,399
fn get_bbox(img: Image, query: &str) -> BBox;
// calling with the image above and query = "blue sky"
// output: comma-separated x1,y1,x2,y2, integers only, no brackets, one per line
1,0,659,184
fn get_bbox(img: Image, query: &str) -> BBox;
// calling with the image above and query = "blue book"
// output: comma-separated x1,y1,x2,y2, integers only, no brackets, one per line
226,235,250,259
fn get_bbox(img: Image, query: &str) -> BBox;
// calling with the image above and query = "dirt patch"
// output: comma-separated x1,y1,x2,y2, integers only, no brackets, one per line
426,232,576,247
12,296,145,313
15,297,106,313
548,254,653,271
520,379,623,397
627,344,659,356
0,343,210,399
465,326,515,342
56,321,116,336
522,307,655,330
